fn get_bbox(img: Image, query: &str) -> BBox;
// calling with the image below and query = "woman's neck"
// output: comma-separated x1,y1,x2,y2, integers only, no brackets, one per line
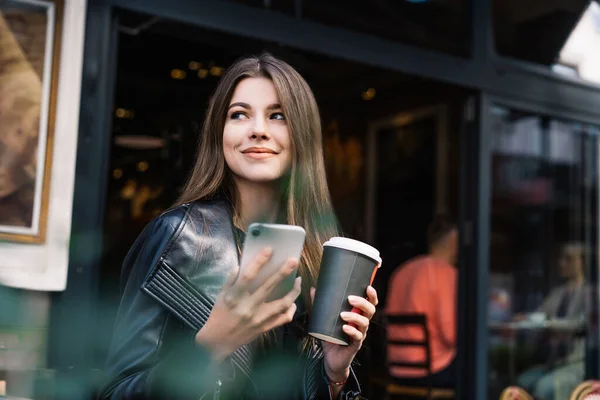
567,274,584,289
234,178,281,231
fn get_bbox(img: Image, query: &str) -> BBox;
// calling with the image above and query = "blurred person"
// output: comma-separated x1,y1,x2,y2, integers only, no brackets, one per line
99,54,378,400
516,242,587,400
385,215,458,388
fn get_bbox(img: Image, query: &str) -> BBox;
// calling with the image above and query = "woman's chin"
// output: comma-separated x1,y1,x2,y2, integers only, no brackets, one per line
235,173,285,185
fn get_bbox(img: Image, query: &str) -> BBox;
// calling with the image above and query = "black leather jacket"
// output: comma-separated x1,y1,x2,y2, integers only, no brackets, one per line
99,200,363,399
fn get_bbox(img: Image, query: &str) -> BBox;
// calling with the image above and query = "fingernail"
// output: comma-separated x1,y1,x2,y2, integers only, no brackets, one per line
348,295,359,302
340,312,350,318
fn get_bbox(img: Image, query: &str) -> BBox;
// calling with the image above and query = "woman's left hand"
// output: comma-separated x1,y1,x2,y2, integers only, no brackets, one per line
310,286,379,382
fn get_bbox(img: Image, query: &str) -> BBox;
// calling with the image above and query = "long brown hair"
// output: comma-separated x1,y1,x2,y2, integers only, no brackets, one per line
175,53,339,299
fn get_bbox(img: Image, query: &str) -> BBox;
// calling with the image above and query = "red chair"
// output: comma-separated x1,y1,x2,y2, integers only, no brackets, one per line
377,313,455,399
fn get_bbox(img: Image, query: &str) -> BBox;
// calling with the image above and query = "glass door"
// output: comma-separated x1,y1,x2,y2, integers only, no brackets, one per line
484,99,600,399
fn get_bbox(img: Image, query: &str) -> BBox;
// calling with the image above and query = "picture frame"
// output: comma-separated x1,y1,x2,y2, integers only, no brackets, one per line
0,0,63,243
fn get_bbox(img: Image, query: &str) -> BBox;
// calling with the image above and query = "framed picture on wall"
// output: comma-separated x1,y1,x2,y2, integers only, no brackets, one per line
0,0,62,243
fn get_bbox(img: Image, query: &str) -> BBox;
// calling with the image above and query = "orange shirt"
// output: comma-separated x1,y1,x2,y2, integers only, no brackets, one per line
385,255,457,378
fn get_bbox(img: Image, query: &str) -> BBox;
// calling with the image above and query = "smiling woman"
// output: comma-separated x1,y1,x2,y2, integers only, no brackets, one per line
99,54,376,400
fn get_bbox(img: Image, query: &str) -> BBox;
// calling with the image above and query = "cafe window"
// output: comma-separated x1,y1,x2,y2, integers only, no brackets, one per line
494,0,600,85
225,0,471,57
487,105,600,399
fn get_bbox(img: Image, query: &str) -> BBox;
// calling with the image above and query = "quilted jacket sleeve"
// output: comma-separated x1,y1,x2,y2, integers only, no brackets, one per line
98,212,230,400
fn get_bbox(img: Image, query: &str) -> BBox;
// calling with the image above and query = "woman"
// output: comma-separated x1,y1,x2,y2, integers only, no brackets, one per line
516,242,587,400
99,54,378,400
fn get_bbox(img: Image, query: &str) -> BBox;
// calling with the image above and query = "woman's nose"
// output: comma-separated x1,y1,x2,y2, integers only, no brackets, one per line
249,117,270,140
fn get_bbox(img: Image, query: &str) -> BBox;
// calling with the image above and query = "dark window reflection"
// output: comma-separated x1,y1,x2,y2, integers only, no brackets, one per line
493,0,589,65
227,0,470,57
376,117,436,272
487,106,599,399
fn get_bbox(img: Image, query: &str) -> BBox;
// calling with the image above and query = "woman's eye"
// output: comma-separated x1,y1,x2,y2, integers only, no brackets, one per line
271,112,285,121
230,111,247,120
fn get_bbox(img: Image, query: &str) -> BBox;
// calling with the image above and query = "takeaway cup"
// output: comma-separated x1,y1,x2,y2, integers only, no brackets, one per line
308,237,382,345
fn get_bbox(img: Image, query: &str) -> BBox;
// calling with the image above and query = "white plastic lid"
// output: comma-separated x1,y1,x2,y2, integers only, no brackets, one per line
323,237,382,265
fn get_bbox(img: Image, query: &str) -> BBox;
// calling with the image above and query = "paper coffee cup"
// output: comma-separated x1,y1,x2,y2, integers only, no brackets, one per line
308,237,382,345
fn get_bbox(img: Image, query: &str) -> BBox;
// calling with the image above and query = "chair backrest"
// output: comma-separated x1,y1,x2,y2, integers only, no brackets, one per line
570,380,600,400
365,310,388,368
386,313,431,374
499,386,534,400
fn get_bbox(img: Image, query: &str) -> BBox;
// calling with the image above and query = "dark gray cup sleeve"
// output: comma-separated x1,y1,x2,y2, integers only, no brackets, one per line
308,247,378,345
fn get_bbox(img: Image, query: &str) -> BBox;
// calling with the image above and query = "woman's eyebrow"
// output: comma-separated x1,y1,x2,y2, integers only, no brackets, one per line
228,102,251,110
228,102,282,110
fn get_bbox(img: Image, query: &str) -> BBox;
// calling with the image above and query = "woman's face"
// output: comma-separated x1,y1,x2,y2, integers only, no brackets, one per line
558,245,583,279
223,77,292,185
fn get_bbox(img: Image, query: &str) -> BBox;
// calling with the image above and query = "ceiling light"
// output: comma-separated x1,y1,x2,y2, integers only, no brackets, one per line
198,69,208,79
136,161,149,172
171,69,186,79
361,88,376,101
114,135,167,150
210,66,224,77
188,61,202,70
115,108,135,119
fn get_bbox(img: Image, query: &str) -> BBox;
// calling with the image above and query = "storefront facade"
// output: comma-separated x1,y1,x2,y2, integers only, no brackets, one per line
21,0,600,398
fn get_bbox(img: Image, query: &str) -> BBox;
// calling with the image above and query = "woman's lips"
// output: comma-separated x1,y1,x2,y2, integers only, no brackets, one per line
241,147,278,159
243,152,277,160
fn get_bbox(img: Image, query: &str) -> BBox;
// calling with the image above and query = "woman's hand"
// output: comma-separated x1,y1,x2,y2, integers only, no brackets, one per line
311,286,379,383
195,247,301,361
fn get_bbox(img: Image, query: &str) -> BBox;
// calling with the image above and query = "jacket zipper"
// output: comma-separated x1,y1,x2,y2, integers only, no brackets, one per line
212,379,222,400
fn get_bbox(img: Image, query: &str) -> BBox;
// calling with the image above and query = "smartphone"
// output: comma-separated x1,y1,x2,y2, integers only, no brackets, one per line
239,223,306,301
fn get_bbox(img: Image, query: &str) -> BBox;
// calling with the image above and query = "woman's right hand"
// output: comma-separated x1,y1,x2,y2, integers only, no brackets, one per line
194,247,301,361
